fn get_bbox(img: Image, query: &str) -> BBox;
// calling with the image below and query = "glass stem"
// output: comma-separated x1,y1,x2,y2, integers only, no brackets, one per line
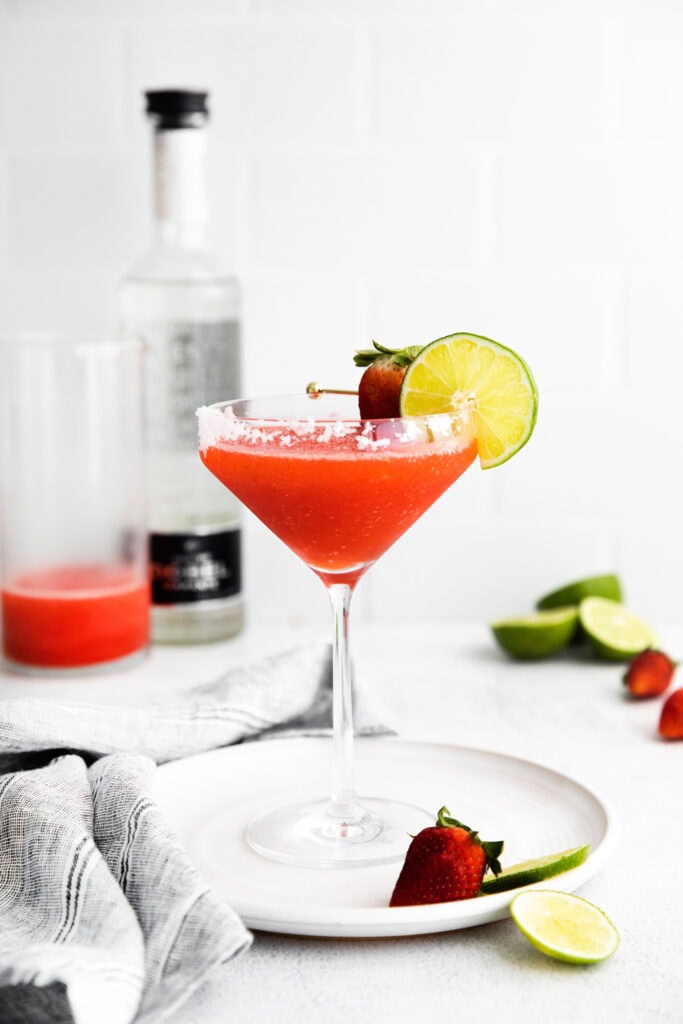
326,582,364,824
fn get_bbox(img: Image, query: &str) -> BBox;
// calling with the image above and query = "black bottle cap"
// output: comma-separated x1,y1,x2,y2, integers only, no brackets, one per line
145,89,209,129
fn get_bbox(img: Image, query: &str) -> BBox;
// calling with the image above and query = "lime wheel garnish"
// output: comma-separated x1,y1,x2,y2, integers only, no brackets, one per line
399,331,538,469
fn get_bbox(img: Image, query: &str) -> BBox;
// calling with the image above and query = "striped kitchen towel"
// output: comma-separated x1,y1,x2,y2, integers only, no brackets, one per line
0,643,391,1024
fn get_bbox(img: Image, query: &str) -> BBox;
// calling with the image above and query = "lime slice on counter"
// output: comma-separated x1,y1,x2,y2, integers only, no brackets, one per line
537,574,623,611
399,332,538,469
490,607,578,659
480,845,590,894
579,596,656,661
510,890,619,964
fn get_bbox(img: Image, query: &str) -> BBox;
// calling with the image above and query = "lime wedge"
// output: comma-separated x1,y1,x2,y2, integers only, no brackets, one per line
537,574,623,611
480,845,590,894
491,607,578,659
399,332,538,469
579,596,656,661
510,890,619,964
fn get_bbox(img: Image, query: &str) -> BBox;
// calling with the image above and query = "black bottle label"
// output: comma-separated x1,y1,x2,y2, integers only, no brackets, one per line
150,529,241,605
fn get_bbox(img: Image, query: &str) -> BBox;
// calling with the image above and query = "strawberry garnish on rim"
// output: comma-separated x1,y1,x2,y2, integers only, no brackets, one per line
389,806,504,907
354,341,422,420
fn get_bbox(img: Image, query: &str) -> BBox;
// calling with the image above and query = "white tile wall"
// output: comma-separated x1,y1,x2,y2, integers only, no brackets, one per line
1,0,683,628
374,18,607,144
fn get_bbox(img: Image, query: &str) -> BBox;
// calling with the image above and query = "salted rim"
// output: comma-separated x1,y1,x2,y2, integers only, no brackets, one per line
196,398,475,455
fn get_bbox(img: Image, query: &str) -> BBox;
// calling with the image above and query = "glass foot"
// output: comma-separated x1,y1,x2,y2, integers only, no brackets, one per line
246,796,433,868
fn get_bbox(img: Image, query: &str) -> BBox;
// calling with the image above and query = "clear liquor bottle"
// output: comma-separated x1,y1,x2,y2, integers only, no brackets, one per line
120,89,244,643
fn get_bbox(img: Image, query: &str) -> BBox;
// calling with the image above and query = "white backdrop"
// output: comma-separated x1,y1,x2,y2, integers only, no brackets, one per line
1,0,682,629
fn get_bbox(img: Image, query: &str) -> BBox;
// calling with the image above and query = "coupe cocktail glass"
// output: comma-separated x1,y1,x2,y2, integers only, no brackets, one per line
197,393,477,867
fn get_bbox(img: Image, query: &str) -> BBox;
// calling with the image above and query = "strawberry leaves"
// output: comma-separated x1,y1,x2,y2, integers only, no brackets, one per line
354,340,423,368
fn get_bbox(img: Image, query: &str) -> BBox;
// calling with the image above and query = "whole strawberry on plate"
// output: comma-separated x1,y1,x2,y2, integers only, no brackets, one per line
389,806,503,907
354,341,422,420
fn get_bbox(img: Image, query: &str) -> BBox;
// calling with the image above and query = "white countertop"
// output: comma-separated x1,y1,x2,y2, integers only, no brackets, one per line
2,622,680,1024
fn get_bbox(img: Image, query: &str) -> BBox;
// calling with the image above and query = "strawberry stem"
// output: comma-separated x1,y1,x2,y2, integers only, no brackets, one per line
436,806,466,829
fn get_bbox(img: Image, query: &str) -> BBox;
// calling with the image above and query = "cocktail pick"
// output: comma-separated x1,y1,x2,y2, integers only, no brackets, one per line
306,382,358,397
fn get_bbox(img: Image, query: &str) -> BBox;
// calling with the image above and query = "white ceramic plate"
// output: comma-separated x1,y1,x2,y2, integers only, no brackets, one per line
153,736,617,938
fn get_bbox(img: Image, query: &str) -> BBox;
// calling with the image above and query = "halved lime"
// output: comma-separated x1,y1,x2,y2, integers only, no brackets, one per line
480,845,590,894
510,890,619,964
490,607,578,659
399,332,538,469
537,574,623,611
579,596,656,661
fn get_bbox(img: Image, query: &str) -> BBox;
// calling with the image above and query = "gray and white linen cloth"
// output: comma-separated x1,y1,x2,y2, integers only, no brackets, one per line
0,643,390,1024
